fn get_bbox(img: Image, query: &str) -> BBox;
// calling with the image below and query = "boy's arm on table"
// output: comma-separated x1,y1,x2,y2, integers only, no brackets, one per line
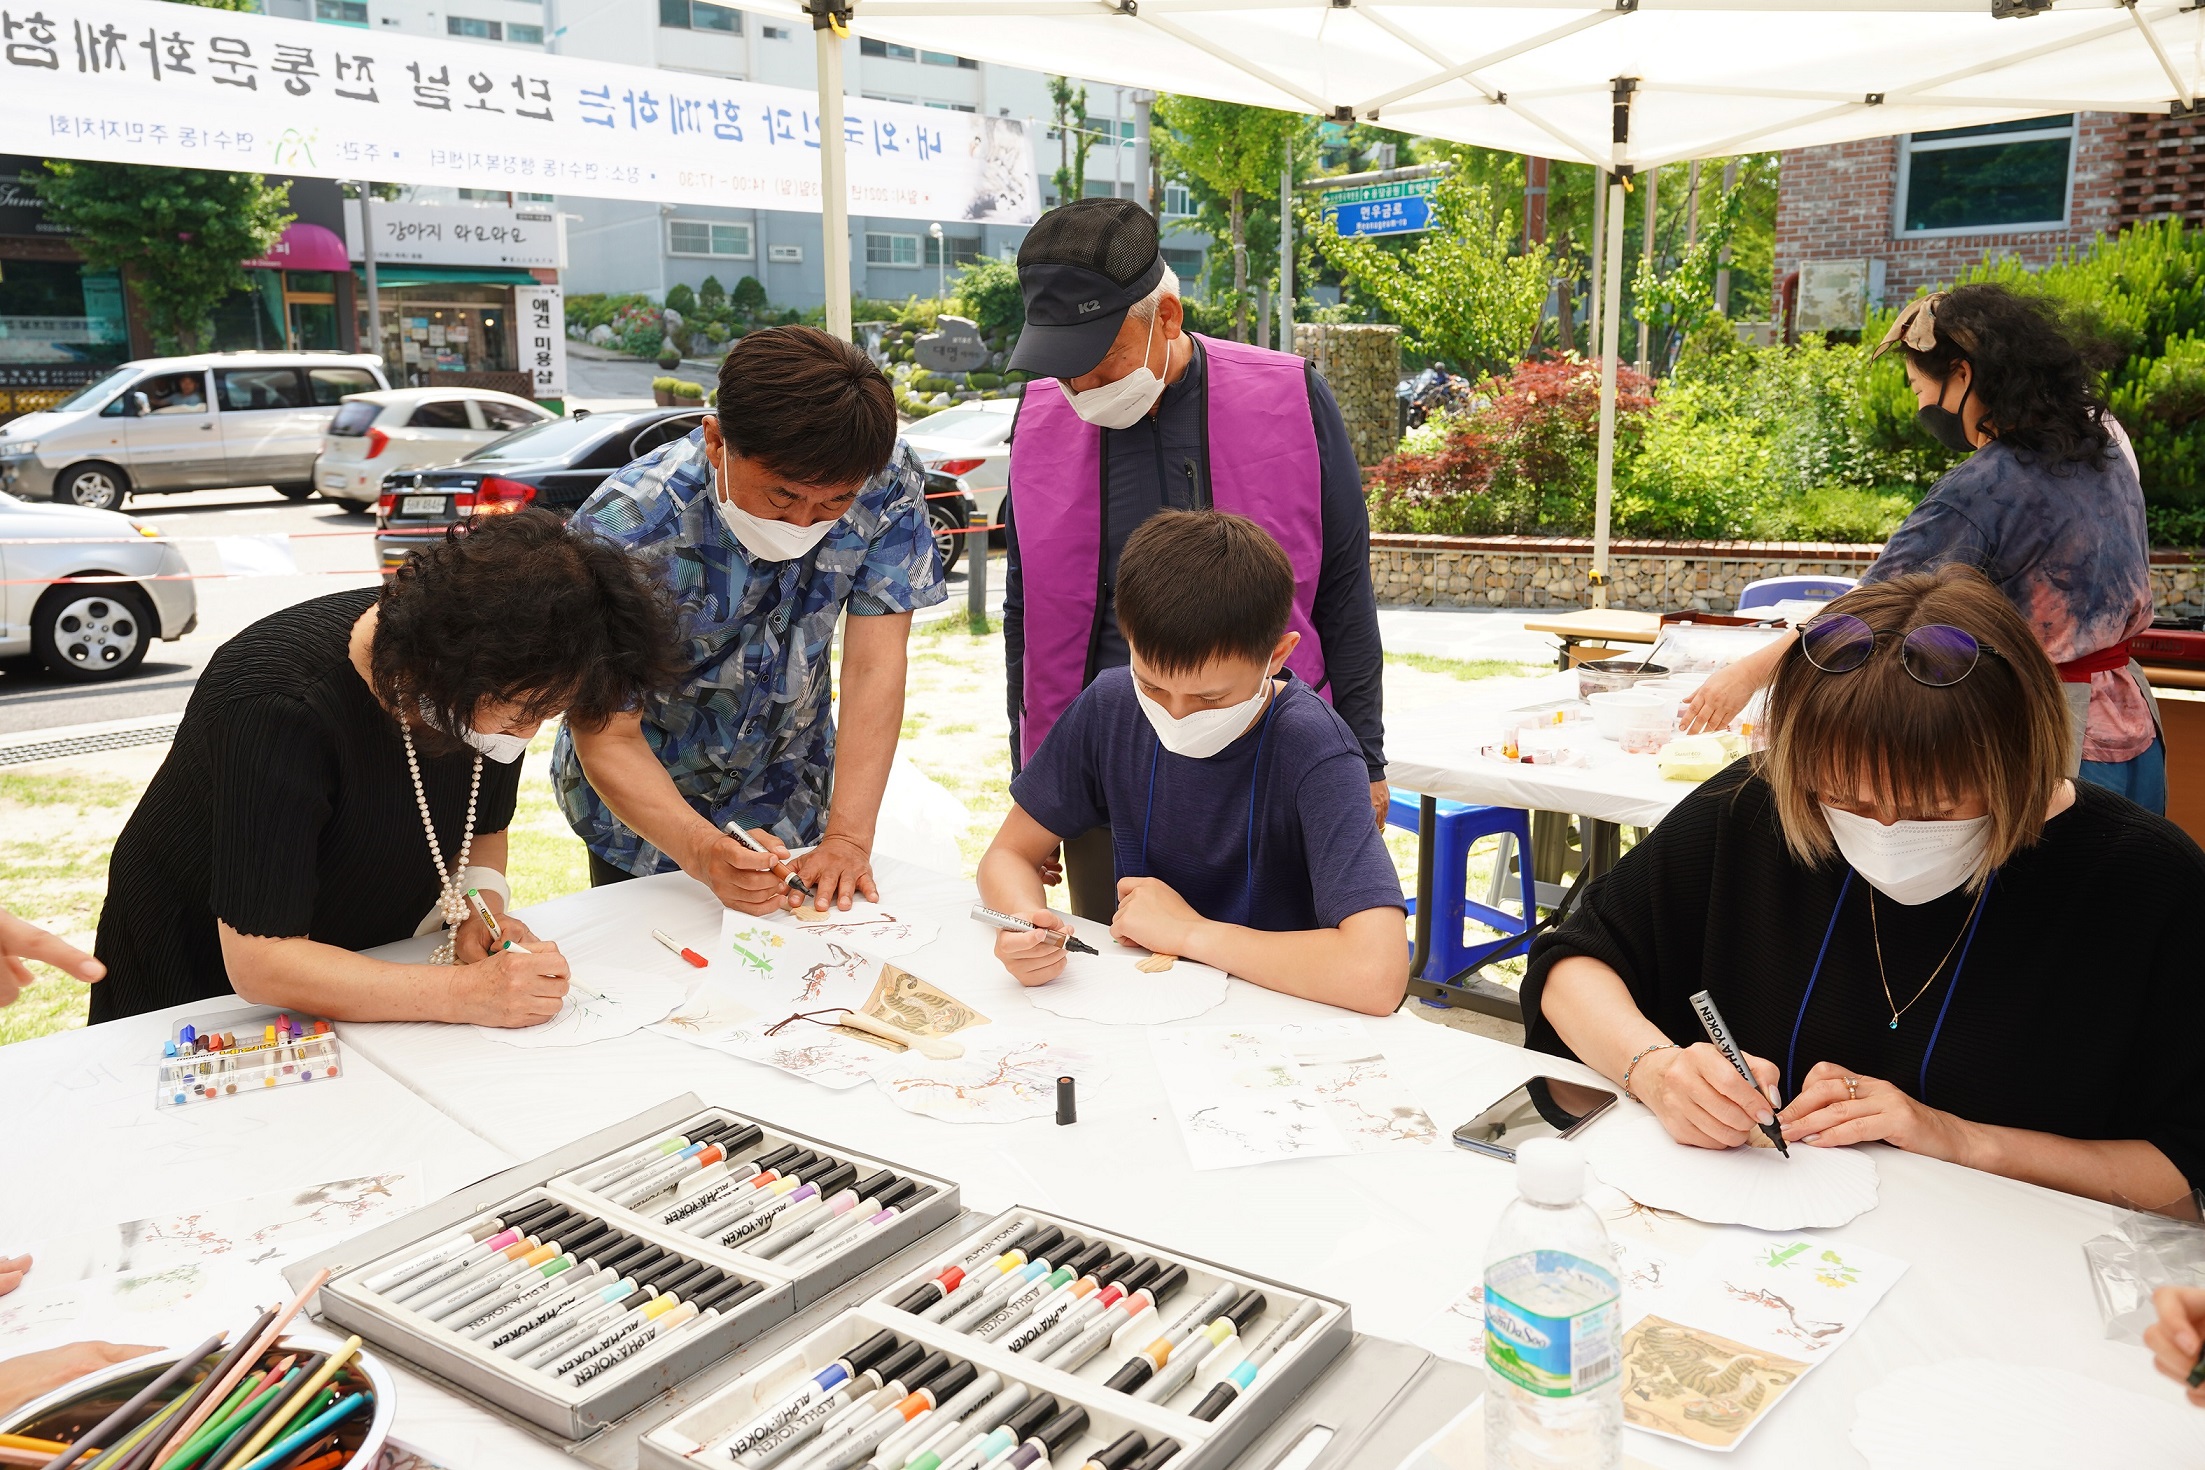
1112,878,1408,1016
977,804,1076,985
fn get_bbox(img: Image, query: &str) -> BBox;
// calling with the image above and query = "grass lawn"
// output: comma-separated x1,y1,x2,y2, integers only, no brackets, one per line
0,626,1545,1047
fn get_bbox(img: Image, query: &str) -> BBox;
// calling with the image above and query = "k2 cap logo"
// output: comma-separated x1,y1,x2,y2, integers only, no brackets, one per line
1076,299,1103,315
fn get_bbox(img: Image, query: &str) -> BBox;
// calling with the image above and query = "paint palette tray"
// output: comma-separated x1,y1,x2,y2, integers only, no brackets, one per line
639,1206,1351,1470
292,1094,960,1441
154,1004,341,1109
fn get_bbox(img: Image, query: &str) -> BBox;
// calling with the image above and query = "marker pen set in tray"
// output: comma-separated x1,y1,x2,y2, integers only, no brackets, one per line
304,1100,960,1439
156,1008,340,1109
641,1208,1350,1470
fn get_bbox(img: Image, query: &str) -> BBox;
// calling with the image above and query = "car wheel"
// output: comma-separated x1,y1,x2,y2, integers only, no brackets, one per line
56,462,128,512
336,496,373,515
30,584,154,681
927,499,967,577
275,482,317,501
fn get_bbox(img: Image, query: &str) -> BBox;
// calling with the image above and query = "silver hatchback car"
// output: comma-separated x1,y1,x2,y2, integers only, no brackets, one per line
0,488,196,679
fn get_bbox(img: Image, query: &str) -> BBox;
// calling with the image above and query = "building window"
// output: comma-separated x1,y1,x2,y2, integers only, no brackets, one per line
1162,183,1194,218
922,100,977,112
919,50,975,67
1083,117,1135,145
669,220,755,258
506,21,542,41
763,24,788,37
447,15,499,38
458,188,510,203
518,192,554,203
661,0,740,28
1895,115,2076,236
314,0,368,24
925,234,981,267
859,38,917,59
1161,248,1204,277
866,232,920,267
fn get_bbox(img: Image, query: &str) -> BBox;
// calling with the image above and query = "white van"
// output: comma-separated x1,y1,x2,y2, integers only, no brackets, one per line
0,352,389,511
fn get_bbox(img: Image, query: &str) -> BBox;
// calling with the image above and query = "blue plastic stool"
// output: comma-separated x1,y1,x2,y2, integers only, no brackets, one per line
1386,788,1537,987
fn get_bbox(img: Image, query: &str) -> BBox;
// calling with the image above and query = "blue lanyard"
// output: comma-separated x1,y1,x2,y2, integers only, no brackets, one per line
1784,869,1996,1103
1140,684,1282,928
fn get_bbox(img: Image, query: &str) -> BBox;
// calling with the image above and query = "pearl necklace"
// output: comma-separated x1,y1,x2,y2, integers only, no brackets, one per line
402,725,482,966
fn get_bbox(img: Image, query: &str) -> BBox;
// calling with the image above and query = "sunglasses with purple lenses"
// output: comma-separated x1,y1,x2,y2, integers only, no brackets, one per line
1799,614,1997,687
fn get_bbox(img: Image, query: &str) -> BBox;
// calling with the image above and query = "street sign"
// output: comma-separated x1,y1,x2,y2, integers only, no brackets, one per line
1321,177,1438,237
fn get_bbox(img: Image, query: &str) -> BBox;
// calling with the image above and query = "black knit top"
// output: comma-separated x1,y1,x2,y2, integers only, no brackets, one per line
1524,760,2205,1190
92,590,523,1021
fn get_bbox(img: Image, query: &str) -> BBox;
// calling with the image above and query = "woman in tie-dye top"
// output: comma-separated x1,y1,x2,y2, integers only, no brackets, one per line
1686,285,2163,813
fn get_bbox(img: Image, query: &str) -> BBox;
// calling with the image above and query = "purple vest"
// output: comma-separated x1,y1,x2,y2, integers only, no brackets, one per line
1009,334,1327,763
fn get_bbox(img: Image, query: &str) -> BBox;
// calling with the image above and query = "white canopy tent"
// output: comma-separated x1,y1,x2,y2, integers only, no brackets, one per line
778,0,2202,603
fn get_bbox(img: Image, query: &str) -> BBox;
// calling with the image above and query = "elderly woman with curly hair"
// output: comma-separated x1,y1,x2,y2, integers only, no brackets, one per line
1685,282,2163,811
93,509,677,1025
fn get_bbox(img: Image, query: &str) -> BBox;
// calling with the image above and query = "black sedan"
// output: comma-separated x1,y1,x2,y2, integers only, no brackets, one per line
375,407,975,573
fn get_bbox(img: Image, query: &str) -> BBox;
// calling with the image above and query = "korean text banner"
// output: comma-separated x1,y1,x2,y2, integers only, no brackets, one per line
0,0,1040,223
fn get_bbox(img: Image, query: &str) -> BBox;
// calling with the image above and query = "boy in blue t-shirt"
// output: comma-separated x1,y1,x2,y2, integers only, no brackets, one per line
978,511,1409,1015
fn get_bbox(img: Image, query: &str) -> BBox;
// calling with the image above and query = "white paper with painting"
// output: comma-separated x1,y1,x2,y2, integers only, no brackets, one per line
1150,1021,1438,1169
1582,1113,1880,1229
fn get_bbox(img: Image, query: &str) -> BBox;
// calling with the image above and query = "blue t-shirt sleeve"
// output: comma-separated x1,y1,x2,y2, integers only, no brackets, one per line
1296,753,1408,927
1864,497,1994,585
1008,683,1110,841
851,456,950,616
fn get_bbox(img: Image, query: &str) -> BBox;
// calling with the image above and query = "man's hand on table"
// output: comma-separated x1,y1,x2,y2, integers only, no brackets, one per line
794,833,879,912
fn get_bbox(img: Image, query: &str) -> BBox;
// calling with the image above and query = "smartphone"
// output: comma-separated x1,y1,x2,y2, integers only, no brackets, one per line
1452,1076,1620,1161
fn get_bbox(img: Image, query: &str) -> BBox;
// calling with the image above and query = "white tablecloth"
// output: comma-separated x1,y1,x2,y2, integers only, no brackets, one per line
1384,672,1696,829
2,856,2183,1468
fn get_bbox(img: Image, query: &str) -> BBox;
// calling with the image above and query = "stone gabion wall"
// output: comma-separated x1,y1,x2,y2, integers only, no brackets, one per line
1294,323,1399,467
1370,534,2205,619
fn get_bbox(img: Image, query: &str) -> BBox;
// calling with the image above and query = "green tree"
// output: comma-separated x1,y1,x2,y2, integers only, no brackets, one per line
31,0,289,353
665,282,697,315
698,275,727,311
952,256,1026,343
1153,96,1310,343
1048,76,1089,206
732,275,769,317
1311,172,1551,378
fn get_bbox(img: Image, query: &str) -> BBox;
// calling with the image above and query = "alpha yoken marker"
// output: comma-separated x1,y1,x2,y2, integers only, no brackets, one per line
1189,1299,1324,1421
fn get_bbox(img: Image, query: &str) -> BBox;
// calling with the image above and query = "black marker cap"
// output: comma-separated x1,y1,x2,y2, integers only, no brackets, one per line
1000,1396,1057,1442
926,1361,979,1404
873,1341,926,1384
1088,1431,1148,1470
849,1168,898,1201
895,1280,946,1314
718,1122,768,1154
899,1185,940,1211
562,1221,616,1255
879,1179,924,1211
1035,1407,1089,1454
1090,1253,1135,1287
1143,1264,1189,1304
807,1162,860,1198
1117,1260,1162,1297
1102,1355,1153,1394
653,1262,715,1299
900,1350,952,1393
1188,1380,1237,1423
1056,1076,1076,1126
503,1198,563,1231
843,1329,902,1376
1225,1291,1267,1331
1131,1439,1183,1470
751,1144,804,1174
1064,1242,1112,1278
596,1239,655,1273
699,1278,765,1315
1013,1224,1066,1260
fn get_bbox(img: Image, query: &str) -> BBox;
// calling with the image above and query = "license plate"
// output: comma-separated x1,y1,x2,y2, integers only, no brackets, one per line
320,472,347,488
401,494,446,516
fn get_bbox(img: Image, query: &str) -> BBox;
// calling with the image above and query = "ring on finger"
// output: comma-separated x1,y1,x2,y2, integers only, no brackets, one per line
1844,1075,1859,1100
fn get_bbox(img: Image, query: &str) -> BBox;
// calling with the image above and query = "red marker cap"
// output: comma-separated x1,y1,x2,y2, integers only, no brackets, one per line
935,1265,966,1293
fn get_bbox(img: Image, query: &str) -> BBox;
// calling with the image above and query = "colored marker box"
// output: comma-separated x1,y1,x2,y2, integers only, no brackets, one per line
154,1004,342,1111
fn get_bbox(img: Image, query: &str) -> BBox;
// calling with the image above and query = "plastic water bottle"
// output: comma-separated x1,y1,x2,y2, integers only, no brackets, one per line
1483,1137,1622,1469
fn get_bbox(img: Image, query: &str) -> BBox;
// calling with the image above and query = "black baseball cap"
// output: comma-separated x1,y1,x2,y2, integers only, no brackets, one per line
1008,198,1166,380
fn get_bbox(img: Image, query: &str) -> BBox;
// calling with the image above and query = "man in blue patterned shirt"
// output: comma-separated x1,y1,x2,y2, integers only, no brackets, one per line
552,327,946,911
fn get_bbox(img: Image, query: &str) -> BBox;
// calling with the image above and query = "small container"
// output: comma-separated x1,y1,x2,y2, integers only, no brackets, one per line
1584,690,1665,743
1575,658,1668,699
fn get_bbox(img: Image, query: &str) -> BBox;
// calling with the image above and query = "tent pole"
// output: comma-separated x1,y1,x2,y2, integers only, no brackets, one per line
811,0,853,341
1586,166,1607,358
1593,174,1625,611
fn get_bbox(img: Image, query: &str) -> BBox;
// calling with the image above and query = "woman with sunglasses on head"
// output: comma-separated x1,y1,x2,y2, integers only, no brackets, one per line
1529,567,2205,1208
1683,284,2162,812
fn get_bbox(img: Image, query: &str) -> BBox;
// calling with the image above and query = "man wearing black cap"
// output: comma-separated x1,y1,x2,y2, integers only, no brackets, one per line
1002,197,1385,920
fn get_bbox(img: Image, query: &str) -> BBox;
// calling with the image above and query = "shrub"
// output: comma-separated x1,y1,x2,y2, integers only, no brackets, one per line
732,276,768,316
967,372,1002,390
698,275,727,312
665,283,697,316
566,293,653,334
953,256,1025,342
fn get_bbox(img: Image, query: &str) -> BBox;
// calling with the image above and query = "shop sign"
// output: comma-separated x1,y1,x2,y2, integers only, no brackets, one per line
345,200,564,269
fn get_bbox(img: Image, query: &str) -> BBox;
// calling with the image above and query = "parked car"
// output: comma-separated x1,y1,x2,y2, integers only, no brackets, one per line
376,409,976,575
316,388,553,513
901,398,1015,525
0,487,196,679
0,352,390,512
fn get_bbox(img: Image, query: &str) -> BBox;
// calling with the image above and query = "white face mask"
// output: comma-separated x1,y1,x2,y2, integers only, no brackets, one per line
713,441,841,562
1060,312,1165,430
418,701,532,763
1820,803,1991,905
1135,665,1278,760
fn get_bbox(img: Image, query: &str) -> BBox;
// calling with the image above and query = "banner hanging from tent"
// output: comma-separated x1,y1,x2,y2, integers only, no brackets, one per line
0,0,1039,223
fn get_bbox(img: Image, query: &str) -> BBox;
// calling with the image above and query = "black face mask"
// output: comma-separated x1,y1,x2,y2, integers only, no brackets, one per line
1917,376,1976,454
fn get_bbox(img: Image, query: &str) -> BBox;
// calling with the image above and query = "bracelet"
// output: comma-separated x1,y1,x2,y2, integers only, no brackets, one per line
1622,1042,1678,1103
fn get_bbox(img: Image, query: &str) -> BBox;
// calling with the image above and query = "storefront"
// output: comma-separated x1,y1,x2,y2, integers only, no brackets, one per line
345,201,566,402
214,212,359,354
0,158,131,420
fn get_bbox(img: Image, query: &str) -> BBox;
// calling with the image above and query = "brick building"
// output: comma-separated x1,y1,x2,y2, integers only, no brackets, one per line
1775,111,2205,314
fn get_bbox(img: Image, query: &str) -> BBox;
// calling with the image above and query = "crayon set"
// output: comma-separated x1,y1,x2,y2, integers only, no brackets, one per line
640,1207,1349,1470
303,1097,961,1440
156,1009,341,1110
1,1271,382,1470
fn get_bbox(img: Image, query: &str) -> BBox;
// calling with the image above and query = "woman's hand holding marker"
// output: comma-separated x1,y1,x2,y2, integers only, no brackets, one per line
690,826,803,915
453,904,541,966
0,906,104,1005
2144,1285,2205,1407
1779,1061,1974,1161
457,940,571,1027
994,910,1074,987
1635,1042,1784,1150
